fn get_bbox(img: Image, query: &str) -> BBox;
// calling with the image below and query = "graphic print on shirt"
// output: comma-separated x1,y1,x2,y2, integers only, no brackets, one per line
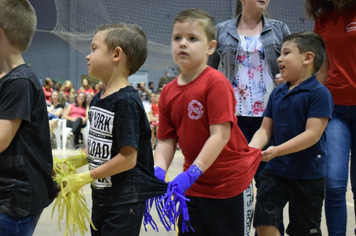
188,100,204,120
88,106,114,189
346,22,356,33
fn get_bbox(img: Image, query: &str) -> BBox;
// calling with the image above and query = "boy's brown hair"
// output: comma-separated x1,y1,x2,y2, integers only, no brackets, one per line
0,0,37,52
283,31,326,73
174,9,217,42
96,23,148,76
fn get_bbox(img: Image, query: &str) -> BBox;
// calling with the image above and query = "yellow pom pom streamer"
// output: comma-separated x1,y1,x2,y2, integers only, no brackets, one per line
52,157,97,236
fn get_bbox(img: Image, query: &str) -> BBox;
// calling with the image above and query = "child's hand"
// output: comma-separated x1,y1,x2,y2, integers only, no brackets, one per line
65,149,88,168
261,146,279,162
61,171,94,194
169,164,203,194
154,165,166,182
274,73,286,85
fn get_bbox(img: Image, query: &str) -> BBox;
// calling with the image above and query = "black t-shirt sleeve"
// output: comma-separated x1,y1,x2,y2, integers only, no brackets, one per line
0,78,33,125
113,99,141,151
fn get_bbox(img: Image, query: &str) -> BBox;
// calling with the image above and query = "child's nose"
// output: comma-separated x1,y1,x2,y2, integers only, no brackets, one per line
277,55,282,62
180,38,187,48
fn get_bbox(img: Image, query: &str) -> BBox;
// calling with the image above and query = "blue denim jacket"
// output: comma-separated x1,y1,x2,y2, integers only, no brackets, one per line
208,14,291,84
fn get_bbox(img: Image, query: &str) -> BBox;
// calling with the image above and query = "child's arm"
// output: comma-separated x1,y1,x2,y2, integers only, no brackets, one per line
90,145,137,179
153,138,177,181
249,117,274,150
261,117,329,162
192,121,231,171
169,122,231,194
154,138,177,171
0,119,21,153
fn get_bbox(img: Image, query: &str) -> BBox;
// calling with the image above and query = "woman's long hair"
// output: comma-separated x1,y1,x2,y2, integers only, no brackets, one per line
306,0,356,19
75,92,87,108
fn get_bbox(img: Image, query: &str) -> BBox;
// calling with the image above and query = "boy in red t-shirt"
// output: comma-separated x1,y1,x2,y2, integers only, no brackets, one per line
154,8,262,235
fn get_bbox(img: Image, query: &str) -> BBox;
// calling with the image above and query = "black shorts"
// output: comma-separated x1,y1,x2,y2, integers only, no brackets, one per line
91,201,145,236
253,169,325,236
179,182,254,236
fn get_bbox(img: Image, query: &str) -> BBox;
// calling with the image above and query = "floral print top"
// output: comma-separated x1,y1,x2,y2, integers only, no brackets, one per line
232,35,275,116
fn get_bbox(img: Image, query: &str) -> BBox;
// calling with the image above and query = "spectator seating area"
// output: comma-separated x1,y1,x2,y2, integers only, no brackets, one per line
52,119,89,149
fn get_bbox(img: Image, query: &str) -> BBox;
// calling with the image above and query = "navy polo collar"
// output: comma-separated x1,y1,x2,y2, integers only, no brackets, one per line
281,74,318,95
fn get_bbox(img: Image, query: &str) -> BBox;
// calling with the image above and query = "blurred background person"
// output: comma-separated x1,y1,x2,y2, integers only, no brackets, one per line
62,92,88,149
48,90,65,140
42,77,53,104
54,81,62,91
60,80,75,100
77,78,95,95
150,93,159,150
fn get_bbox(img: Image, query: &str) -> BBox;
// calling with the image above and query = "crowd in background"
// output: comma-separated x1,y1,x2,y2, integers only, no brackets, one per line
133,81,165,150
43,77,166,149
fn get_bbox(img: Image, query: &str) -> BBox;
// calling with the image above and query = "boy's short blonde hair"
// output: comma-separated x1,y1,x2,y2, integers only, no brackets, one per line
96,23,148,76
0,0,37,52
174,9,217,42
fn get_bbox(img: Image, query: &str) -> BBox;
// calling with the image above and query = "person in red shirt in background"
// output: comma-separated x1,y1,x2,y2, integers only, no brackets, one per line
60,80,76,100
150,93,159,149
77,78,95,96
62,92,88,149
306,1,356,235
93,82,101,94
42,77,53,104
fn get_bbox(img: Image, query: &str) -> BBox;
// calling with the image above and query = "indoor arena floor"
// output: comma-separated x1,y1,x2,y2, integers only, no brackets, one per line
34,148,355,236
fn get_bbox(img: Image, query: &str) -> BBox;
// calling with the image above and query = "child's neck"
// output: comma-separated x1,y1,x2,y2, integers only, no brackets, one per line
100,75,130,98
177,64,207,85
288,70,314,91
0,53,25,76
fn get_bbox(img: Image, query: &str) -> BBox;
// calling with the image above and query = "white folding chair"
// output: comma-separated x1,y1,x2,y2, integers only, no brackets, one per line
61,119,89,150
52,119,63,149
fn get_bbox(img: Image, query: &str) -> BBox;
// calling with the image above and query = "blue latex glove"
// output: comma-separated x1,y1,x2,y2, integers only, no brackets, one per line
154,165,166,182
169,164,203,194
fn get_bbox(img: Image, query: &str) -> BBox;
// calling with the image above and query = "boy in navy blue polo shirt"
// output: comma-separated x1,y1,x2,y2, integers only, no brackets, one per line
249,31,333,236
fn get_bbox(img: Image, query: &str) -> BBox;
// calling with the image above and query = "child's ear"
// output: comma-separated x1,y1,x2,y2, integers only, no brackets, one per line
113,46,123,62
207,40,217,55
303,51,315,65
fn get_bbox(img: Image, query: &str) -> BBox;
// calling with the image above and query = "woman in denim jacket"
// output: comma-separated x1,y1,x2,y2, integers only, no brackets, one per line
208,1,290,235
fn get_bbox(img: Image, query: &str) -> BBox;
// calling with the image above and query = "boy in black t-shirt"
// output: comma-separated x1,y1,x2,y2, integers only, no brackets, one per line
0,1,58,235
58,23,167,235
